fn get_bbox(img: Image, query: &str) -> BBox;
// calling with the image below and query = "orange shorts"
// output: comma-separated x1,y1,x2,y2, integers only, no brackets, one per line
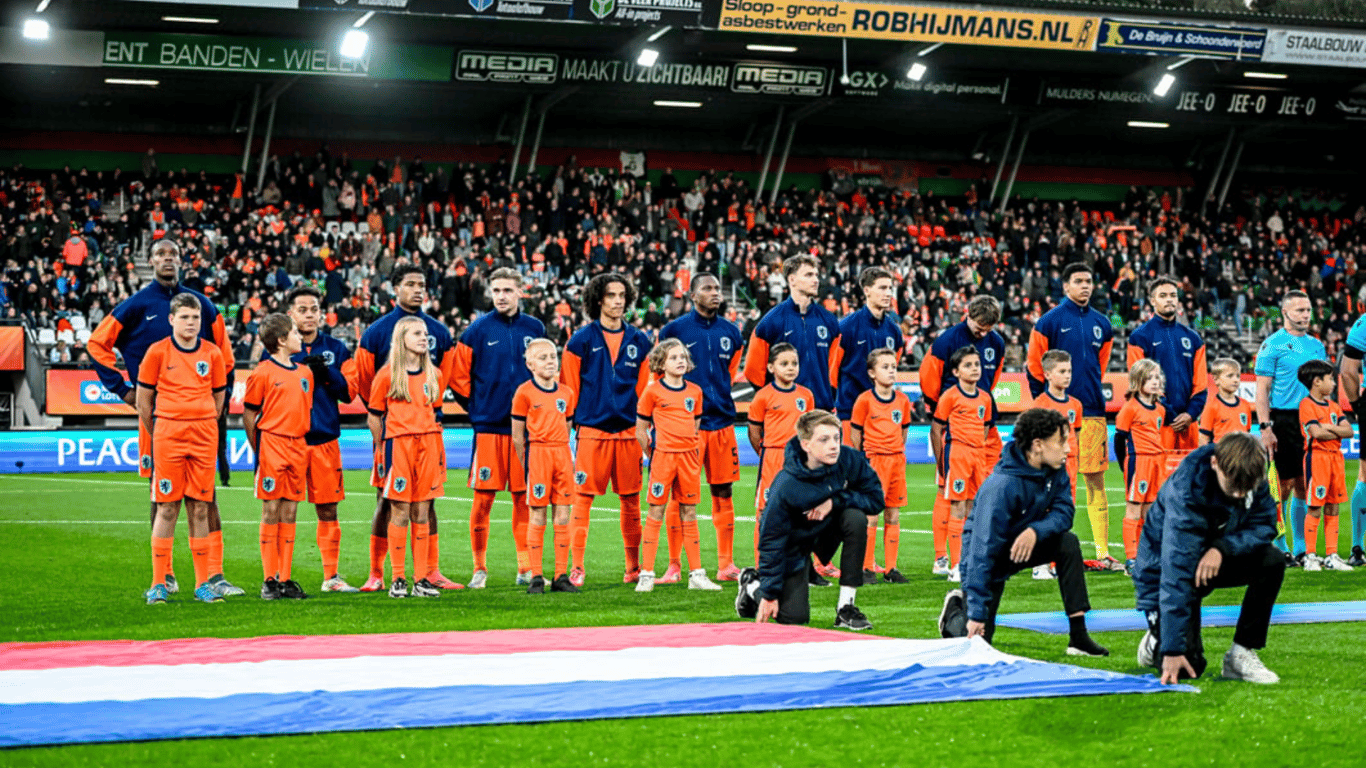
1162,425,1200,452
1305,447,1347,506
698,428,740,485
868,453,906,509
574,433,643,496
469,432,526,493
255,431,307,502
527,443,574,508
755,445,786,512
985,426,1003,467
383,432,447,503
646,449,701,506
151,418,217,503
1124,453,1166,504
943,444,988,502
304,440,345,505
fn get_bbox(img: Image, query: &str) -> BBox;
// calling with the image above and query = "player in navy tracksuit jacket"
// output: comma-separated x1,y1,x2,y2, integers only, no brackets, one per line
743,295,841,412
659,274,746,576
449,267,546,584
1133,439,1283,682
938,408,1107,656
1127,278,1207,451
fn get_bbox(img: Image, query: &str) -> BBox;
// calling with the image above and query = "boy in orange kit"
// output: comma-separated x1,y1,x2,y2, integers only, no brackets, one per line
1031,350,1082,581
635,339,721,593
244,313,313,600
512,339,581,594
1298,360,1354,571
1199,358,1255,445
747,343,813,564
1115,359,1172,573
368,316,448,599
137,293,228,604
931,346,995,583
849,348,912,584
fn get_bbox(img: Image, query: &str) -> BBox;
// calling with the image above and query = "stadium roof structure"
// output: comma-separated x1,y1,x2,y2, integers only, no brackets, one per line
1,0,1365,173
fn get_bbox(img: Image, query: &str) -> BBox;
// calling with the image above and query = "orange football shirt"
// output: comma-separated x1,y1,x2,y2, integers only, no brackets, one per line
1034,391,1083,454
369,367,444,438
637,379,703,452
1300,396,1345,452
933,383,993,449
1199,393,1254,443
748,382,814,449
851,389,912,455
1116,398,1166,455
512,380,577,445
137,337,227,420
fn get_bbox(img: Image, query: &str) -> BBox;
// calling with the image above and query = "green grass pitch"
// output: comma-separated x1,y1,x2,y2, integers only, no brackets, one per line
1,462,1363,767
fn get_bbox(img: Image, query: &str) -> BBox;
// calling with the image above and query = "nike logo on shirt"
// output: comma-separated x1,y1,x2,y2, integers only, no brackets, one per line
1152,341,1163,346
145,315,157,322
487,341,499,346
686,342,697,348
857,340,867,345
592,346,604,352
1060,327,1072,333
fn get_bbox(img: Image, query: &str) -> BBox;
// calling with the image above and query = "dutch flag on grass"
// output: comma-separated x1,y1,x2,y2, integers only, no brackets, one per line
0,623,1189,747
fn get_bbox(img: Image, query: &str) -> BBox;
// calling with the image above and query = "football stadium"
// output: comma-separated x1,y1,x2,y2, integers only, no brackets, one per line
1,0,1365,763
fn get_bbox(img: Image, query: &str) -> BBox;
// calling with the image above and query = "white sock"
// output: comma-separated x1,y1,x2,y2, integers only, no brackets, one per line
838,585,857,609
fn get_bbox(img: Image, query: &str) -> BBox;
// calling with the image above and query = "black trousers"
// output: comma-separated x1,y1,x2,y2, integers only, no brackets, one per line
978,531,1091,643
776,507,868,626
1149,542,1285,676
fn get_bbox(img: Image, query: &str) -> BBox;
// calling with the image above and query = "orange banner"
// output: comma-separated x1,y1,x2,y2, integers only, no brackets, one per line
45,369,135,416
0,326,24,371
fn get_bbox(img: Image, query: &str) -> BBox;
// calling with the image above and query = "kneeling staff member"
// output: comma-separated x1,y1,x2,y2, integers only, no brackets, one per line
939,408,1109,657
737,411,884,630
1134,432,1284,684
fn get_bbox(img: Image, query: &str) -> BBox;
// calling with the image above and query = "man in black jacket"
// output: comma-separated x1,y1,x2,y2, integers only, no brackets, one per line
736,411,884,630
938,408,1109,657
1134,433,1283,684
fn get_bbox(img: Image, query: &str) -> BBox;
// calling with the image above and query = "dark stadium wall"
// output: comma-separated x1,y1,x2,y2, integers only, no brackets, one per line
0,131,1193,202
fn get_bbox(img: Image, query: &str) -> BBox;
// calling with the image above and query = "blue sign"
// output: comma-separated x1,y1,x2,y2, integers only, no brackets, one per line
1097,19,1266,60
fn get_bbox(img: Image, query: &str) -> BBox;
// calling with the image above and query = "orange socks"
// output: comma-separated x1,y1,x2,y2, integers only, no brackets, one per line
151,535,174,588
571,494,593,569
665,502,683,567
317,521,341,579
411,523,429,582
527,521,546,577
932,494,950,560
753,507,765,567
713,496,735,569
208,529,224,578
426,522,440,579
619,494,641,571
682,518,701,572
947,517,965,567
470,491,494,571
1325,515,1339,557
884,524,900,572
553,523,570,578
189,536,211,586
259,523,279,581
863,524,878,571
277,522,296,582
369,534,387,579
511,495,531,572
387,524,408,580
641,516,663,573
1123,518,1143,560
1305,515,1320,556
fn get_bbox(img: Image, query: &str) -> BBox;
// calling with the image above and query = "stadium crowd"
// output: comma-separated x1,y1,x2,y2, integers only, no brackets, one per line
2,149,1364,380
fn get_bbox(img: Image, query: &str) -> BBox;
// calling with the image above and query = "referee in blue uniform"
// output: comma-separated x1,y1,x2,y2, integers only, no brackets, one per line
1253,290,1327,564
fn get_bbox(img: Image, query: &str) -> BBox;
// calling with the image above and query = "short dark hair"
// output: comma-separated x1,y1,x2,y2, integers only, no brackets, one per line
1213,432,1267,496
390,264,425,286
866,347,897,371
1297,359,1335,389
583,272,637,321
691,273,720,294
1013,408,1069,454
285,284,322,308
1281,289,1310,309
768,342,797,363
859,266,894,289
1061,262,1092,283
782,254,820,281
967,295,1001,326
948,345,979,372
1147,276,1179,296
258,313,294,354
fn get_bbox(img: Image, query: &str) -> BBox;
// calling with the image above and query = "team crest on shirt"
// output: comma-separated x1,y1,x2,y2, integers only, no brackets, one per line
885,337,896,350
158,478,171,495
795,398,808,412
1068,409,1077,422
195,361,209,377
1181,337,1191,350
626,344,638,360
262,477,276,493
892,409,903,422
478,466,491,482
423,384,433,402
721,337,732,352
1331,413,1339,425
983,347,995,362
1092,326,1103,340
555,398,567,413
523,335,534,349
301,379,310,394
427,334,439,362
762,488,770,502
685,397,696,412
952,479,965,494
322,350,335,366
816,326,829,340
977,405,986,419
1240,413,1249,426
1317,485,1327,500
575,471,588,485
394,477,407,493
141,455,153,471
651,482,665,497
1138,481,1148,494
533,484,546,499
